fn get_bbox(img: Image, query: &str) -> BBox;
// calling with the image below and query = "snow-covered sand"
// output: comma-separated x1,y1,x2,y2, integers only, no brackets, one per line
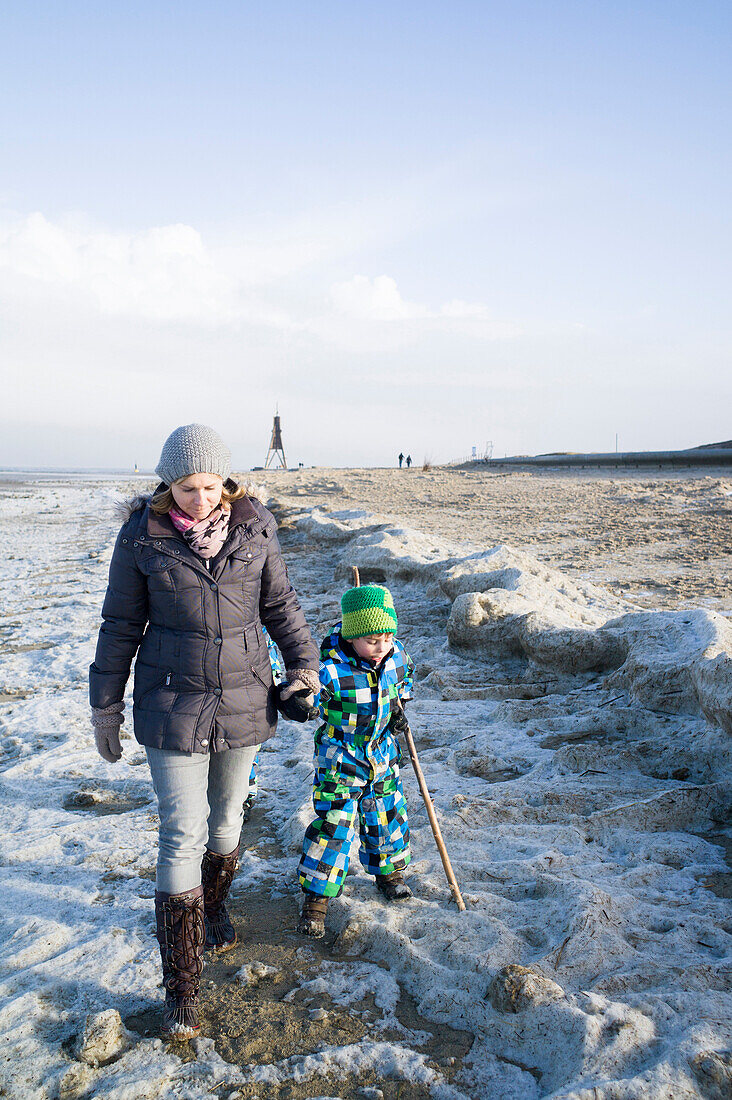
0,468,729,1099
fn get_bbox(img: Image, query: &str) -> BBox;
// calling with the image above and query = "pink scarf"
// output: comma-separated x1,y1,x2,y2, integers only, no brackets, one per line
169,505,230,560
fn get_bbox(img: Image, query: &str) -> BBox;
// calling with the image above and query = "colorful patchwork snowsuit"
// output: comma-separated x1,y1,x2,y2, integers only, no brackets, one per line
298,627,414,897
248,628,285,797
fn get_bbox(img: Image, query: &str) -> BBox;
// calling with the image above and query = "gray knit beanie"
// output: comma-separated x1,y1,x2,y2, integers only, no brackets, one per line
155,424,231,485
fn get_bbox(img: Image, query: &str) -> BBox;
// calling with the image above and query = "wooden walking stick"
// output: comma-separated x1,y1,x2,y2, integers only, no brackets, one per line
349,566,466,911
396,701,466,911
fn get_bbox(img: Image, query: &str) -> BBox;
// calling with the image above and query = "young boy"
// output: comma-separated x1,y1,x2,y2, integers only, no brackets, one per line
297,584,414,938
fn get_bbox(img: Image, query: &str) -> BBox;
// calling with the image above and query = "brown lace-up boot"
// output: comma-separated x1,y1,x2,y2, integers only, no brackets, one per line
154,885,206,1038
201,846,239,951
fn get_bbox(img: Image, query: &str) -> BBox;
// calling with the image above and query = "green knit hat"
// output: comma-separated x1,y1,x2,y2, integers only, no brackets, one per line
341,585,398,640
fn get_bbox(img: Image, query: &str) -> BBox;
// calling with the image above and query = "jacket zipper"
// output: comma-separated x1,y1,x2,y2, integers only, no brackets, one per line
137,670,173,703
251,666,270,690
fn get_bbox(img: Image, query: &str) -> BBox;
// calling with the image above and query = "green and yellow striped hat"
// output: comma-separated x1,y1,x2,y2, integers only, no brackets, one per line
341,584,398,640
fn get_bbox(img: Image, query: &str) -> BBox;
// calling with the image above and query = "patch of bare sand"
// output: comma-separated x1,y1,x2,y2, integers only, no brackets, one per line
125,799,473,1100
250,466,732,612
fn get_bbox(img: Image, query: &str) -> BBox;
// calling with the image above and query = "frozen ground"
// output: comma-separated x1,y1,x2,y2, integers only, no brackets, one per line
0,469,730,1100
261,465,732,613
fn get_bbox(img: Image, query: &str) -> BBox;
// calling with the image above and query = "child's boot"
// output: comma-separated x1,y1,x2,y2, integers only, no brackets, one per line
297,892,329,938
375,870,412,901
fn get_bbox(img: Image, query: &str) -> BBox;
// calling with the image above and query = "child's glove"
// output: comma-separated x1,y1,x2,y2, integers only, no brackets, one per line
275,684,319,722
276,670,320,722
388,703,409,736
91,702,124,762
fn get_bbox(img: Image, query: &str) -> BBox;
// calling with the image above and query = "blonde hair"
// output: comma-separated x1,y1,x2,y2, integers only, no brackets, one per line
151,478,247,516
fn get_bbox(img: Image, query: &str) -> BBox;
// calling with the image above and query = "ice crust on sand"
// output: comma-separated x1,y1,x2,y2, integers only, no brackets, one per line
305,510,732,733
447,582,732,732
440,543,628,619
298,508,384,543
282,502,731,1098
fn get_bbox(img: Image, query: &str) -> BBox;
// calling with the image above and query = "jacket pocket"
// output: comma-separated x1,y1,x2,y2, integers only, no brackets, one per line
229,548,266,590
230,546,265,568
137,552,179,575
135,670,173,705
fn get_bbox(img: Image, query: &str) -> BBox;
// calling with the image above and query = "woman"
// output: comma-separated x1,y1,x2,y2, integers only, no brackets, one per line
89,423,319,1038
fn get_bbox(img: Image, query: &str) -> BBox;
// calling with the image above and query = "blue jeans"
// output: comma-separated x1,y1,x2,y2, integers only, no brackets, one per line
146,744,259,894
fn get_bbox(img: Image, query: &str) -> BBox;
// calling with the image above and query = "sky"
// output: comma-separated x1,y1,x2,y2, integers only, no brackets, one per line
1,1,730,469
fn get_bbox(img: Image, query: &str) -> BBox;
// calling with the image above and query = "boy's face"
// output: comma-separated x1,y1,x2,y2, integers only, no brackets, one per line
351,633,394,665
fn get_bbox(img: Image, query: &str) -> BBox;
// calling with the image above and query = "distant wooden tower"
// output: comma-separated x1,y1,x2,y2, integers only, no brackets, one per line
264,411,287,469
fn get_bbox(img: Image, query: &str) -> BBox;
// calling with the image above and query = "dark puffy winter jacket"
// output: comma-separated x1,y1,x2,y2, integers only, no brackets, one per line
89,493,318,753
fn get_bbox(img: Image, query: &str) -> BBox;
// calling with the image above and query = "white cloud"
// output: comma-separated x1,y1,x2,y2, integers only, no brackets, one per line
326,274,519,341
0,213,239,324
329,274,428,321
0,213,517,351
0,212,312,328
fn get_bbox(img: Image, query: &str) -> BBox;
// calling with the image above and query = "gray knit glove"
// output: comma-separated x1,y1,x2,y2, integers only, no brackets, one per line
279,668,320,702
91,702,124,762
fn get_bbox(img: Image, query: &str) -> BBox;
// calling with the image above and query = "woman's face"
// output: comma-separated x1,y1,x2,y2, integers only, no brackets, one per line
171,473,224,520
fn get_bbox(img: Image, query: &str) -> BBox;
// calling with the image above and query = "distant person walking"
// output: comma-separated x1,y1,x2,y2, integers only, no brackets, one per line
406,454,412,469
398,452,404,468
89,423,318,1039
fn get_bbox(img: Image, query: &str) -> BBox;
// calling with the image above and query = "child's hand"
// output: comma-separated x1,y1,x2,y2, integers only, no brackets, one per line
388,704,409,736
275,684,319,722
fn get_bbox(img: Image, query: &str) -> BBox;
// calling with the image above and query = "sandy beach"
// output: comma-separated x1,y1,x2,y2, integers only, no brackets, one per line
0,465,730,1099
256,465,732,611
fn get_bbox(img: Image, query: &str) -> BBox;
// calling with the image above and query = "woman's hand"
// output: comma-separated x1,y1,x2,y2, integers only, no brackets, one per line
91,703,125,762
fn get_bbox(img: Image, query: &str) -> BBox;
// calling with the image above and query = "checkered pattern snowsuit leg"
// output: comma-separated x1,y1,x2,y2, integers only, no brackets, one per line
299,727,410,896
298,628,414,898
246,628,285,798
